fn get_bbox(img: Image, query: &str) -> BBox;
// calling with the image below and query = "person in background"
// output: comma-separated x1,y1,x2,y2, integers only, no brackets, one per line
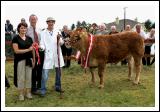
89,23,98,35
121,25,131,65
125,25,131,31
109,25,119,35
144,28,155,65
5,19,13,34
135,24,146,39
12,22,35,101
95,23,108,35
61,25,72,68
150,42,155,65
21,18,26,23
26,14,44,94
39,17,64,97
135,24,147,65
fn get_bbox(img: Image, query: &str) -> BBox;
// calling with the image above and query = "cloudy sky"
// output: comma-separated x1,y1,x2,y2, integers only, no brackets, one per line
2,1,158,30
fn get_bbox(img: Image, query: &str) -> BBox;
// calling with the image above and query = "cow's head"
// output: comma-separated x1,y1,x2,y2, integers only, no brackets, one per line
69,28,88,51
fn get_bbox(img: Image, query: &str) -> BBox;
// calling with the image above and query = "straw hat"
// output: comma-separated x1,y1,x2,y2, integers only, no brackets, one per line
46,17,55,22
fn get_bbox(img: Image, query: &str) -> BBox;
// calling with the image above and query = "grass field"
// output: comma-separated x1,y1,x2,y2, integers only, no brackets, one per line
5,61,155,107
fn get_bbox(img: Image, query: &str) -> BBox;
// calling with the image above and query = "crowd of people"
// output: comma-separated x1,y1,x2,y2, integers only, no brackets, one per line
5,16,155,101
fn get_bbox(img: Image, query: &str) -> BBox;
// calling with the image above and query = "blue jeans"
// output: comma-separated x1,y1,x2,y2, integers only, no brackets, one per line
40,68,61,95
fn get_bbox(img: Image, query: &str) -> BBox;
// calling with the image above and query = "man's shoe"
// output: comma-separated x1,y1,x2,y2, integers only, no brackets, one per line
55,89,65,93
40,93,45,97
32,91,37,95
32,90,41,95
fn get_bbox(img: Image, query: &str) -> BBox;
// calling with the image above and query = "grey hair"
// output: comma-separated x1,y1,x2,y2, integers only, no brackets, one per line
135,24,141,28
29,14,38,21
111,25,116,30
63,25,68,30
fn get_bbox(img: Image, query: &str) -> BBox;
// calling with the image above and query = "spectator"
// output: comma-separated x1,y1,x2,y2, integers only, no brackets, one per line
61,25,72,68
5,19,13,34
135,24,147,65
150,43,155,65
121,25,131,65
21,18,26,23
109,25,119,35
89,23,98,35
96,23,108,35
135,24,146,39
125,25,131,31
144,28,155,65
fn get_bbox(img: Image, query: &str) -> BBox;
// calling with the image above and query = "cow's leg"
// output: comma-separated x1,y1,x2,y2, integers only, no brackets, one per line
98,62,105,89
90,67,96,86
127,56,133,81
133,56,142,84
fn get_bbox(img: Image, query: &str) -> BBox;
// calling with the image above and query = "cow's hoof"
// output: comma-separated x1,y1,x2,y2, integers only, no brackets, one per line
128,77,132,81
82,74,87,80
89,82,96,87
98,85,104,89
133,81,140,85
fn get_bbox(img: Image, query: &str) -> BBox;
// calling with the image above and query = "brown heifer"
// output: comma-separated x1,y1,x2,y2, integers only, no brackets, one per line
69,29,144,88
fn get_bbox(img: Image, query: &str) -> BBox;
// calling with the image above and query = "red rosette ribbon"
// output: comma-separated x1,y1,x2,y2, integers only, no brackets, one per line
32,42,41,65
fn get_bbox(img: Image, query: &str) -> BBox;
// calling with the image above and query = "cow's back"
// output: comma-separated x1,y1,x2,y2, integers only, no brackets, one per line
91,32,144,63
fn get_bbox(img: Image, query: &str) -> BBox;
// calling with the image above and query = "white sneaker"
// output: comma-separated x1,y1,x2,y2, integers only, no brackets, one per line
19,94,24,101
26,93,32,99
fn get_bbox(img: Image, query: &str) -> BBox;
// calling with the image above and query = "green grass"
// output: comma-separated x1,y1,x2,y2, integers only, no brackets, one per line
5,61,155,107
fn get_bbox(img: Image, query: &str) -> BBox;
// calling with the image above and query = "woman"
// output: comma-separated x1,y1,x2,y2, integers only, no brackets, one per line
12,22,35,101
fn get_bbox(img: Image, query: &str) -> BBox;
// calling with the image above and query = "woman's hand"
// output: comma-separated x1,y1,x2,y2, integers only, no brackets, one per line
31,58,35,69
28,46,33,51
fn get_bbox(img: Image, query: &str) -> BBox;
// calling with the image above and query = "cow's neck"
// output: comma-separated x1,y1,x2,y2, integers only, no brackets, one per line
79,34,89,55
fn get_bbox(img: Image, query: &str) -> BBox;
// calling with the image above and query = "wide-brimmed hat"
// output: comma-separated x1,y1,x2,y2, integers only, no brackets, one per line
46,17,56,22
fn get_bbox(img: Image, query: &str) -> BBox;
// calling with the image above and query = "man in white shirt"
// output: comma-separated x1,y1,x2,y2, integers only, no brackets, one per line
26,14,44,94
39,17,64,96
95,23,108,35
135,24,146,39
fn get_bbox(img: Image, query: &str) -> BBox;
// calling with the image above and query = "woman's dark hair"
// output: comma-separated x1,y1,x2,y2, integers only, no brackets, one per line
17,22,28,33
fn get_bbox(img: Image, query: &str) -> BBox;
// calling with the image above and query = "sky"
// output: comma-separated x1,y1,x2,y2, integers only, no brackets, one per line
2,1,158,30
1,1,159,111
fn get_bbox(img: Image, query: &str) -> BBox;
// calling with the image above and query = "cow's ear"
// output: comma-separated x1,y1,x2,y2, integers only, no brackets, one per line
76,28,82,32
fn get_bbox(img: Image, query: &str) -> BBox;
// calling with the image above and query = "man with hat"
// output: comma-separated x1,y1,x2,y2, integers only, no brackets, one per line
39,17,65,96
